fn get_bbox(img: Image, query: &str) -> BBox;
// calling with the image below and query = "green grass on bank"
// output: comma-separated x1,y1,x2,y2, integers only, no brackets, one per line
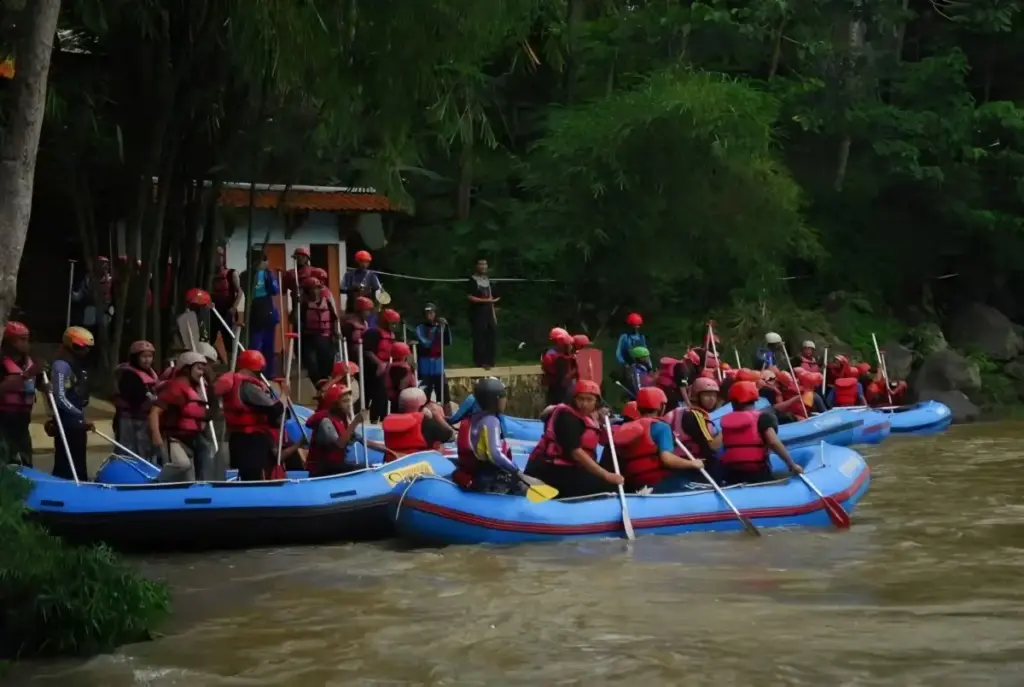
0,468,170,660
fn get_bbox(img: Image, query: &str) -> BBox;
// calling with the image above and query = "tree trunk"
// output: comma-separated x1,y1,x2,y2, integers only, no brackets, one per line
0,0,62,328
833,18,865,192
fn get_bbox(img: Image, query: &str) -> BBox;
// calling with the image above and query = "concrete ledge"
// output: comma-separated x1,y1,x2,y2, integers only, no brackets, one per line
31,420,114,452
445,365,541,379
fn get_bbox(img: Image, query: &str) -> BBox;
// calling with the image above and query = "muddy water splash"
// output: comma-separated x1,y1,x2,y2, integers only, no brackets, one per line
14,424,1024,685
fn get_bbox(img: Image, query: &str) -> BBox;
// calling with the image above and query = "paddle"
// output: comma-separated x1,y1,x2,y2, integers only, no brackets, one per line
706,320,723,383
603,415,636,540
517,474,559,503
781,341,810,420
674,438,760,537
821,347,828,395
270,334,298,480
871,332,894,405
799,443,850,529
41,371,81,484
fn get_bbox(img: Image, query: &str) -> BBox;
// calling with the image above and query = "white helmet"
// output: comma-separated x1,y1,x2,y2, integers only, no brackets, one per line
801,340,816,349
198,342,218,362
176,351,206,368
765,332,782,345
398,387,428,412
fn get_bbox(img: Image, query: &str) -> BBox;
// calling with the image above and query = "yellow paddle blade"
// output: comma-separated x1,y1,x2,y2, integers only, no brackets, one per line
526,484,559,503
801,390,814,406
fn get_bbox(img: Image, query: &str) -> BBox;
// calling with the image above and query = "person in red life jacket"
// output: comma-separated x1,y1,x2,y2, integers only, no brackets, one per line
610,386,704,493
149,352,214,482
381,387,455,461
791,340,821,373
524,379,623,498
719,381,801,485
793,370,827,415
182,287,215,346
768,370,804,423
316,359,361,408
0,322,42,466
825,354,850,391
854,361,872,387
541,330,577,406
827,368,867,408
112,340,159,458
385,341,417,409
219,349,288,481
342,295,374,386
665,377,722,482
305,384,376,477
453,377,531,494
210,246,242,351
300,276,339,387
361,307,401,422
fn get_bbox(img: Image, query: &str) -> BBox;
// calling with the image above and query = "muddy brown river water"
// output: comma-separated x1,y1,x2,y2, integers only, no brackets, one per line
10,423,1024,686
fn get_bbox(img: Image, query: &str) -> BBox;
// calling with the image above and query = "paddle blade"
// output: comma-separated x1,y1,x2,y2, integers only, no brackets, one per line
739,514,762,537
822,496,851,529
267,464,287,480
525,484,559,503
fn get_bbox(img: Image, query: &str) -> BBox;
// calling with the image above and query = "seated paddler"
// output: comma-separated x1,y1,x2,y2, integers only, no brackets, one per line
381,387,455,461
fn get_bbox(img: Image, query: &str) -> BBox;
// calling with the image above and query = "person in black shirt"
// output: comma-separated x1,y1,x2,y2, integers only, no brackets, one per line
466,258,498,369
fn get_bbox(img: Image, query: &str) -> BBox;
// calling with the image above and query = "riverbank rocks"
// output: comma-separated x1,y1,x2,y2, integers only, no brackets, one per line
917,390,981,423
946,303,1024,361
913,348,981,394
878,340,914,380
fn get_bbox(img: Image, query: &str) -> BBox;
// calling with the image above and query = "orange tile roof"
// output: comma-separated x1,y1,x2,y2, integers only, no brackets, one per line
218,188,397,212
0,59,14,80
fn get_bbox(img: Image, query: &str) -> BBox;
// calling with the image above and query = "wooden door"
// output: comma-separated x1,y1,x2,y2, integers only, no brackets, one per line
263,243,288,362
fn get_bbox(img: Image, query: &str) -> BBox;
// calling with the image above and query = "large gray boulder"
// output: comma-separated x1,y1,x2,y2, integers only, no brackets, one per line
917,389,981,424
946,303,1024,361
877,340,914,380
913,348,981,394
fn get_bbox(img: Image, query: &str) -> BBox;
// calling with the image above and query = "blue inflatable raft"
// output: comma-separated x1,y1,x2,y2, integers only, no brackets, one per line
778,407,891,447
22,451,454,551
390,444,870,545
877,400,952,435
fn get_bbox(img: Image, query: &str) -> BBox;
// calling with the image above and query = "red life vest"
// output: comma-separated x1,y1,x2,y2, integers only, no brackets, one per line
344,316,368,362
655,357,678,393
160,379,208,440
306,412,349,474
526,404,601,468
669,407,717,459
211,267,237,310
382,411,433,460
614,416,670,489
454,413,511,488
0,356,35,415
719,410,768,469
385,361,416,401
799,356,820,373
223,374,274,435
289,266,313,294
303,296,334,338
833,377,859,406
375,328,395,365
112,363,158,419
540,351,573,388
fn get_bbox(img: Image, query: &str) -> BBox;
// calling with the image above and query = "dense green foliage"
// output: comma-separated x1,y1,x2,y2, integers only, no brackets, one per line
0,469,170,659
4,0,1024,359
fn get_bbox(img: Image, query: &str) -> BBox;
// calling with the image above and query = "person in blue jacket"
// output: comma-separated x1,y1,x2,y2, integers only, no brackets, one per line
753,332,784,369
50,327,96,480
415,303,452,404
239,248,281,375
615,312,649,366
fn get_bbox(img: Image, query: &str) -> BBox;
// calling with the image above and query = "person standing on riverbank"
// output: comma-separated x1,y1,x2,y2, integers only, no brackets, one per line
467,258,498,369
211,246,242,353
415,303,451,404
341,250,383,314
50,327,95,480
0,322,41,466
239,249,280,376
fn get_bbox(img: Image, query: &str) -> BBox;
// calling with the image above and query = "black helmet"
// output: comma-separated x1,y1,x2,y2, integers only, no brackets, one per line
423,302,436,312
474,376,506,413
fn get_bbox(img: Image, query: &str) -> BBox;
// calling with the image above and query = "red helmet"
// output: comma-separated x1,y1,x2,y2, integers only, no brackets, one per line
704,352,719,368
736,368,761,383
626,313,643,327
332,360,360,377
129,340,155,355
777,371,796,391
699,369,716,379
185,288,212,307
293,247,311,258
3,321,29,340
572,334,590,349
724,368,739,379
573,379,602,398
320,383,351,408
354,250,372,263
312,267,329,282
354,296,374,312
621,401,640,421
237,349,266,372
553,332,573,346
548,327,569,342
636,386,667,411
728,381,759,404
381,309,401,324
856,362,871,374
685,349,701,366
692,377,719,395
391,342,411,360
846,368,863,379
301,277,322,289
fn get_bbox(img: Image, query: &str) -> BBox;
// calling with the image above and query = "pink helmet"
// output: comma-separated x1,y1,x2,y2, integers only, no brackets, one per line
692,377,720,395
